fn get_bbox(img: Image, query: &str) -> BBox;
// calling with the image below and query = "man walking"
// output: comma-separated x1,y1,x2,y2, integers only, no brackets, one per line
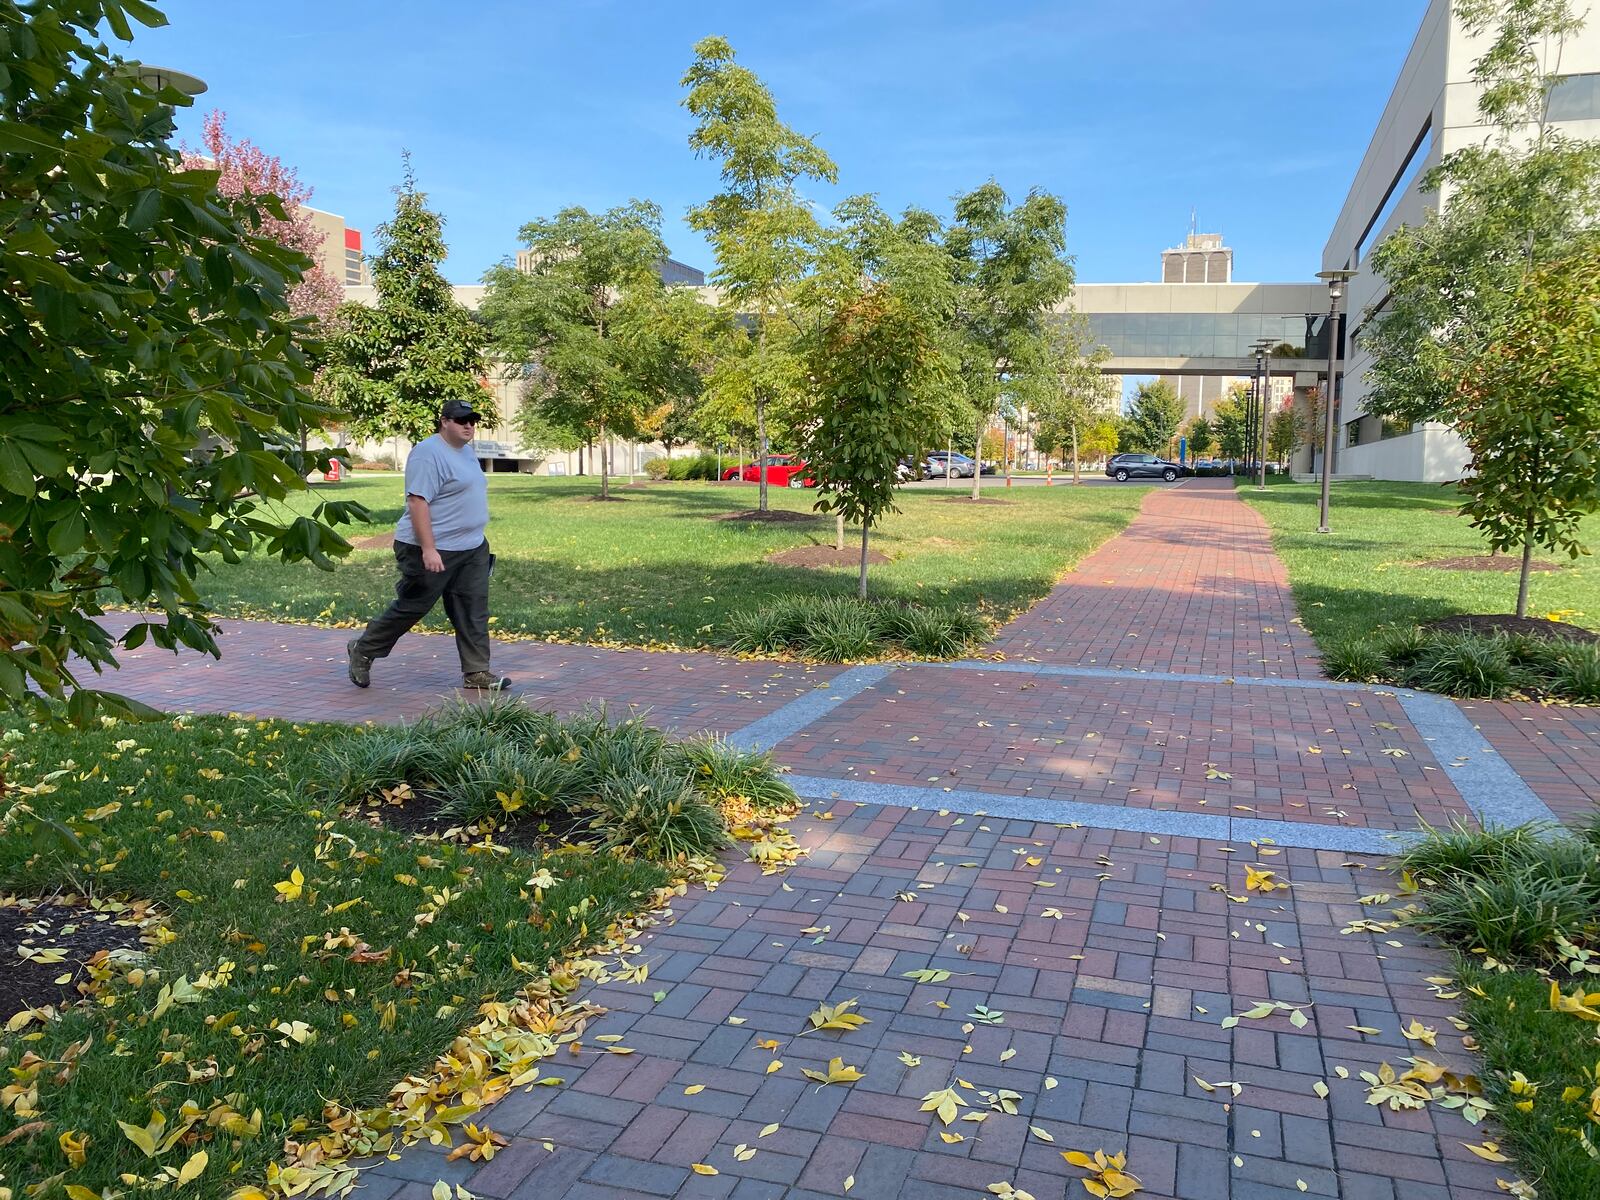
346,399,510,691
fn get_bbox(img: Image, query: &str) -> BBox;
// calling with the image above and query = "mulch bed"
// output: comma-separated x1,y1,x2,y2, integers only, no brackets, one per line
0,897,154,1020
938,496,1015,506
346,789,592,854
351,532,396,551
767,545,890,569
1420,555,1562,572
714,509,823,524
1423,614,1600,643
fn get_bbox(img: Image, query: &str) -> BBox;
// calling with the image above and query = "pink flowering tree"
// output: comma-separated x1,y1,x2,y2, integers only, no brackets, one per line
181,111,343,321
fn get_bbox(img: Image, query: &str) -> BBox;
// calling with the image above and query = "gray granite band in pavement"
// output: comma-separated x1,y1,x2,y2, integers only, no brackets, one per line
726,663,892,752
937,658,1370,691
1394,687,1560,828
785,773,1421,854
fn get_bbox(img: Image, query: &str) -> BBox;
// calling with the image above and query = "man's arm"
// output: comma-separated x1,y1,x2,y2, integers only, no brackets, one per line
407,495,445,572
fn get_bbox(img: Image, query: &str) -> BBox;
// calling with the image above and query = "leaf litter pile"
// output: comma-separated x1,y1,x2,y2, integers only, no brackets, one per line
0,704,803,1199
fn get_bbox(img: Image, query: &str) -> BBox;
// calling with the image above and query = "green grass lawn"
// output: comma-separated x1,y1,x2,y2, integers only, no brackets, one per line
191,475,1150,650
0,713,666,1197
1239,480,1600,642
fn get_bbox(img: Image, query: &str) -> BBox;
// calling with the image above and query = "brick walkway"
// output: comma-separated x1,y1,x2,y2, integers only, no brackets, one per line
1454,700,1600,829
85,481,1584,1199
986,480,1322,679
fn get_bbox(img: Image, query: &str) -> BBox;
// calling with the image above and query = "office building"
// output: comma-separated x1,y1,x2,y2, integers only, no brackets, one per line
1321,0,1600,480
305,206,369,287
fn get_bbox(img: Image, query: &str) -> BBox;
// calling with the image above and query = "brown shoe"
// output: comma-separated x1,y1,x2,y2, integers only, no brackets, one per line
462,672,512,691
347,639,372,688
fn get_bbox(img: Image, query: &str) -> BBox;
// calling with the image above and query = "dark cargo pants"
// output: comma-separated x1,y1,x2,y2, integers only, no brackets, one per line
353,539,493,676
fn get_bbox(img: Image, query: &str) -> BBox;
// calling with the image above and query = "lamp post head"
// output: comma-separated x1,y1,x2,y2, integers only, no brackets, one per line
1317,268,1357,304
129,64,208,98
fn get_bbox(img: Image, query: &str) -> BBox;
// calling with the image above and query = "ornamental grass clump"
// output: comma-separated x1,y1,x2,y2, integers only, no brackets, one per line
1401,819,1600,964
1322,626,1600,701
303,698,793,863
720,593,986,661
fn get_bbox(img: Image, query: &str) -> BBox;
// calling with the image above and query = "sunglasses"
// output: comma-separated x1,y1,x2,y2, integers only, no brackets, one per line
450,415,480,426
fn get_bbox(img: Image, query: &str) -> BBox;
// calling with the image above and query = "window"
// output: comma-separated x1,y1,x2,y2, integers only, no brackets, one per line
1346,419,1363,448
1548,72,1600,121
1353,120,1434,266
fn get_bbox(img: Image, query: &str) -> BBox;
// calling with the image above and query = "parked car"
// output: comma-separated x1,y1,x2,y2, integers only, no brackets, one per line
924,451,976,478
1105,452,1182,482
720,463,747,481
739,453,815,488
979,460,998,475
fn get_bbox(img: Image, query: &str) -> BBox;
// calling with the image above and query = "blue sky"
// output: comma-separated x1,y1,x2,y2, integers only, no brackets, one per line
128,0,1426,286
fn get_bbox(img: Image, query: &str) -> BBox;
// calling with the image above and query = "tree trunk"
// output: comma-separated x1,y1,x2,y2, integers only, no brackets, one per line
756,397,769,513
1004,423,1012,488
1516,516,1535,618
836,512,845,552
858,524,870,599
1072,424,1081,485
970,411,984,500
599,422,609,500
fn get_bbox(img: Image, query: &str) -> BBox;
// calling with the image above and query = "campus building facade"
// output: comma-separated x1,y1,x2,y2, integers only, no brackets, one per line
1321,0,1600,481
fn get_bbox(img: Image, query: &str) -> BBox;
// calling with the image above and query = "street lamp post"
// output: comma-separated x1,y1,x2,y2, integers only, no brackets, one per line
1256,340,1273,489
1314,270,1357,533
1250,338,1274,484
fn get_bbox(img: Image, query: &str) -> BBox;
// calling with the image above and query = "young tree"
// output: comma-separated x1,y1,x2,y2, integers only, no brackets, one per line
1079,419,1121,468
1120,380,1185,455
180,111,342,322
324,159,492,445
798,195,963,567
682,36,838,514
1363,0,1600,612
1032,313,1117,483
479,201,690,499
1212,396,1250,467
945,182,1075,499
1268,407,1298,468
1185,415,1215,459
801,286,952,596
0,0,364,724
1462,240,1600,612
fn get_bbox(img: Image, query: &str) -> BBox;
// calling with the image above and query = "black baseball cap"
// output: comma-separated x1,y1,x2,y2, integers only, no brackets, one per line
440,399,483,423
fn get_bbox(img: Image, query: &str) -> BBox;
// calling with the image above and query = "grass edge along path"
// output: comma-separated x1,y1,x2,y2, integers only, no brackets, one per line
1237,479,1600,643
0,709,801,1199
1398,820,1600,1198
187,477,1152,660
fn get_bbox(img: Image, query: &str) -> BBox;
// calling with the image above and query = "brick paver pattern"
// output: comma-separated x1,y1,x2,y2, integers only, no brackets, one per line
986,480,1323,679
84,480,1580,1198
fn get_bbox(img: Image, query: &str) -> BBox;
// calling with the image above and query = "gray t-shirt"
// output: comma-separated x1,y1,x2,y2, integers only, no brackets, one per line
394,434,490,552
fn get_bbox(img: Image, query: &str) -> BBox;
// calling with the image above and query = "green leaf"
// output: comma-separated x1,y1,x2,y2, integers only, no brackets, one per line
0,444,36,497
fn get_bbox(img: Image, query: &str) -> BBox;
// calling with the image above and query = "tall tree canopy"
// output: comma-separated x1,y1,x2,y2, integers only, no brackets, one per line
944,182,1075,498
1032,312,1118,483
480,201,709,499
683,36,838,512
324,159,492,446
1120,380,1185,455
1363,0,1600,614
179,110,342,322
0,0,363,720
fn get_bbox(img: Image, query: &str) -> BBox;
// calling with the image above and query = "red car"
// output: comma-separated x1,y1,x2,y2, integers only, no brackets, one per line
730,454,815,488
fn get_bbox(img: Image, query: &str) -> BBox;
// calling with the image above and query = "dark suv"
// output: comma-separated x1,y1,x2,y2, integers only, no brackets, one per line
1106,453,1181,482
